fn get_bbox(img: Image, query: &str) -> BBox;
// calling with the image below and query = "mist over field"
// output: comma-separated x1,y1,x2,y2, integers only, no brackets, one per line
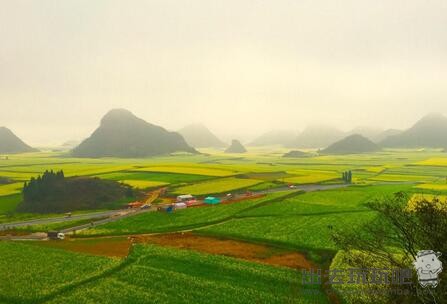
1,0,447,146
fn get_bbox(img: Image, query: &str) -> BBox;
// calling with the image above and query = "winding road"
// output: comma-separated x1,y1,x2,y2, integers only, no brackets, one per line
0,183,349,235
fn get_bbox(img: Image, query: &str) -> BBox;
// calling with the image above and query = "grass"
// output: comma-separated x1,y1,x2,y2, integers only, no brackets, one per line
1,150,446,302
121,179,168,189
415,157,447,166
0,193,22,213
368,173,433,182
172,177,263,195
414,183,447,191
98,171,212,184
247,181,284,191
238,185,401,217
201,212,377,253
0,182,23,196
0,241,119,303
79,192,297,236
283,169,339,184
45,244,323,304
132,165,237,177
200,185,413,255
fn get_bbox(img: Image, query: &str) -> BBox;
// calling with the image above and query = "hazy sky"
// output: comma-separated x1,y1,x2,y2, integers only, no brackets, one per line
1,0,447,145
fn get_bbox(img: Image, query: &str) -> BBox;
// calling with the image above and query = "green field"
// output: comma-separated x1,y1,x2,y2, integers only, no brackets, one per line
48,244,321,304
97,171,212,185
172,177,263,195
81,192,297,236
0,150,446,303
0,193,21,213
200,185,412,256
0,241,119,303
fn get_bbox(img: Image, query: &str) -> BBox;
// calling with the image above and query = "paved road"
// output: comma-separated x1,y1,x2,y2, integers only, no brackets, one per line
259,183,349,194
0,188,166,231
0,209,126,231
59,184,350,234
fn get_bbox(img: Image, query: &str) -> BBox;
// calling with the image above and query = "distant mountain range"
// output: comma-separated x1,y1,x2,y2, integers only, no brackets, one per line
249,130,296,147
178,124,226,148
72,109,196,158
225,139,247,153
250,126,402,148
346,127,383,141
0,127,37,154
60,140,82,150
372,129,402,143
380,113,447,148
283,150,309,158
5,111,447,155
321,134,380,155
287,125,345,148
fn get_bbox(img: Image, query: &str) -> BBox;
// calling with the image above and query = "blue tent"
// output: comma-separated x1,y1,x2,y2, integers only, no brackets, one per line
204,197,221,204
166,206,174,213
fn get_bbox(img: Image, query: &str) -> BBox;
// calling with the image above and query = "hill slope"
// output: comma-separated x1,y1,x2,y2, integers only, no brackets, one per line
321,134,380,155
72,109,196,158
283,150,309,158
380,113,447,148
249,130,296,146
288,125,345,148
372,129,402,143
347,127,382,141
0,127,37,154
225,139,247,153
178,124,226,148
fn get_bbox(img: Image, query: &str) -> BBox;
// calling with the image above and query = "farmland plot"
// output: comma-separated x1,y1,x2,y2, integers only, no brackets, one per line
80,192,297,236
0,182,23,196
97,171,211,185
202,211,377,251
172,177,262,195
201,185,412,251
0,193,21,213
46,244,324,304
0,242,119,303
133,165,237,177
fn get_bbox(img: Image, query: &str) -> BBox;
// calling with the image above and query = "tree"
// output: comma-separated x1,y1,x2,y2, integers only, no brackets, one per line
342,170,353,183
332,192,447,303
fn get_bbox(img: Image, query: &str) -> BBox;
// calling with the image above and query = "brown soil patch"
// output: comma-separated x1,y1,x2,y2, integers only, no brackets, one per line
36,236,132,258
0,230,29,237
133,232,314,270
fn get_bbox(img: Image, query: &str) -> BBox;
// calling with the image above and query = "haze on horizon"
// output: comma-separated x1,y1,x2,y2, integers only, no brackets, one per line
1,0,447,145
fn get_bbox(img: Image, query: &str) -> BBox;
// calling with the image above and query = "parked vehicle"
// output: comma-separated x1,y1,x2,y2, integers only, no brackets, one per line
176,194,195,202
47,231,65,240
174,202,187,209
185,199,197,206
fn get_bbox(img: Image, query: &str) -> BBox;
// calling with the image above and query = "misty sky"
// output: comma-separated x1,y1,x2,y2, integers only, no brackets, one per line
1,0,447,145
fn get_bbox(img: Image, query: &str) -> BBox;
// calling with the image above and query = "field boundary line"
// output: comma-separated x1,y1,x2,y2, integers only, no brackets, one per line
34,246,139,304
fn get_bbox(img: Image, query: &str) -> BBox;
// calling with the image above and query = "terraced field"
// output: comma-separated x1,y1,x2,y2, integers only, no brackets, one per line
80,192,297,236
172,177,263,195
45,244,321,304
97,171,212,184
0,241,119,303
199,185,413,258
0,151,446,303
